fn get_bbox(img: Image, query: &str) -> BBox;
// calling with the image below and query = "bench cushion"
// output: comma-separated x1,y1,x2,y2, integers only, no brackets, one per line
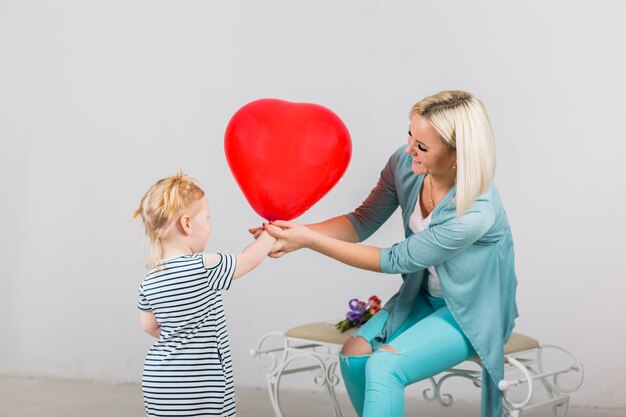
503,332,540,354
285,321,356,345
285,321,540,356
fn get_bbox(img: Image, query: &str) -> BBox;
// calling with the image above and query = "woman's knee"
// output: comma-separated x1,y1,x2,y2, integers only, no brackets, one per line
341,336,373,356
364,349,407,387
379,344,399,354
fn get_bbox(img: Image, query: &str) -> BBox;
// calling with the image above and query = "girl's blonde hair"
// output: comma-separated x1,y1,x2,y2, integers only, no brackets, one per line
410,90,496,217
132,171,205,265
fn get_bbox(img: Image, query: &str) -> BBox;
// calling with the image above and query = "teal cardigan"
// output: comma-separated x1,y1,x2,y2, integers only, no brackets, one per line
345,146,518,417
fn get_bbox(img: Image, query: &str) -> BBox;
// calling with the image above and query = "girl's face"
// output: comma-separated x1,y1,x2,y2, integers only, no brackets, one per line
406,113,456,177
188,196,212,253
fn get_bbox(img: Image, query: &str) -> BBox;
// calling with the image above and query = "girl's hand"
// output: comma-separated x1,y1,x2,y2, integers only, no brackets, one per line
248,224,265,239
264,220,314,258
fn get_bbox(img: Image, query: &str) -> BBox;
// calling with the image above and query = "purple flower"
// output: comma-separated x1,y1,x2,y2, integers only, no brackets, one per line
346,298,367,325
336,295,383,333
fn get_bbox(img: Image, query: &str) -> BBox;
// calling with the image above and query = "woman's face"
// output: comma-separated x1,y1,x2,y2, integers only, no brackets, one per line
406,113,456,177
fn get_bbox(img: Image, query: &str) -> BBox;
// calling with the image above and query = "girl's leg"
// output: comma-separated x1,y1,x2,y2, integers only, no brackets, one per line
361,306,475,417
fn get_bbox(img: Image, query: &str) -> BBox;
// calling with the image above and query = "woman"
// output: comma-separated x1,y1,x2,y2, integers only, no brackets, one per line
262,90,518,417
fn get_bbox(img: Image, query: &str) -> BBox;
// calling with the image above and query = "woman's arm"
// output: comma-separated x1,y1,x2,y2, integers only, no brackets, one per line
261,149,401,265
307,215,360,242
249,215,359,242
268,195,497,274
381,202,496,274
266,221,381,271
252,147,404,237
249,215,359,259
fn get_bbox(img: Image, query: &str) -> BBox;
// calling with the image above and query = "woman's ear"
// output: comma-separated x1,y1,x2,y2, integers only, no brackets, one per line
180,214,192,235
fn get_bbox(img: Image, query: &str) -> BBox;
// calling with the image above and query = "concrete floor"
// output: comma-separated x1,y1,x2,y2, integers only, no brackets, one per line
1,375,624,417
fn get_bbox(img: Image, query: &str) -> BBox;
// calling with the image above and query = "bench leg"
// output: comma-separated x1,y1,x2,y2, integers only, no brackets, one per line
553,398,569,417
324,361,343,417
250,332,342,417
266,373,285,417
267,356,342,417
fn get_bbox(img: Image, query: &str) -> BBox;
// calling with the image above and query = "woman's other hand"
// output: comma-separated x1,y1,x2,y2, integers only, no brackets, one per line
264,220,314,258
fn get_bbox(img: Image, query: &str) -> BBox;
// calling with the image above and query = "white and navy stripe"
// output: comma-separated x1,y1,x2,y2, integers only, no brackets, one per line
138,253,236,417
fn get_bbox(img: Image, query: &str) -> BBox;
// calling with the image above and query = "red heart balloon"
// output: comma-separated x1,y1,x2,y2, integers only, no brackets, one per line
224,99,352,221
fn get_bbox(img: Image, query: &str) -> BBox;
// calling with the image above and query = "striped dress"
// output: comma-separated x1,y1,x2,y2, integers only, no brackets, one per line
138,253,237,417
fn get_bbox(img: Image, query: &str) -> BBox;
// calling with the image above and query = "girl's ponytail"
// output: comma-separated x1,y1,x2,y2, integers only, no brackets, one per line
133,172,204,266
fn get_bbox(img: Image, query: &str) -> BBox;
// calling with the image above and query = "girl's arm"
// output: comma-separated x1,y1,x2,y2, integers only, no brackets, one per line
233,230,277,279
140,310,161,339
204,231,277,279
265,221,381,272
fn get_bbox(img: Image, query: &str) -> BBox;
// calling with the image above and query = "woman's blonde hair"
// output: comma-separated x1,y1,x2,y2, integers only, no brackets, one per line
132,171,205,265
410,90,495,217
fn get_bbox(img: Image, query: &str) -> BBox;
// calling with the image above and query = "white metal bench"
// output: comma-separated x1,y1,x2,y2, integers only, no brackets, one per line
251,321,583,417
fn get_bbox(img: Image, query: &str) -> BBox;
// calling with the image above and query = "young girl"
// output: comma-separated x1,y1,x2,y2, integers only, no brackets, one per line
132,172,276,417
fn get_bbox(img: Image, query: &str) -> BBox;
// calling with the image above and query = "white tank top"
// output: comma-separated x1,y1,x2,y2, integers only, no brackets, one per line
408,199,443,298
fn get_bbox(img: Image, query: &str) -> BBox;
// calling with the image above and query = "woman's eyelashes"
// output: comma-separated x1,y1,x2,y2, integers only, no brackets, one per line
408,130,428,152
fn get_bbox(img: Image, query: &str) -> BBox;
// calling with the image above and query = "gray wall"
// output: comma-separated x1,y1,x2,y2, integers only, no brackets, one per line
1,0,625,408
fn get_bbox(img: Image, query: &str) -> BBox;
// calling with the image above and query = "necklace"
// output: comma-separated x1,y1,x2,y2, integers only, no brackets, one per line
428,174,435,211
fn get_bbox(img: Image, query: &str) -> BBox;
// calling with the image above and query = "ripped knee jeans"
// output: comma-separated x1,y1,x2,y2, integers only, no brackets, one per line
339,294,475,417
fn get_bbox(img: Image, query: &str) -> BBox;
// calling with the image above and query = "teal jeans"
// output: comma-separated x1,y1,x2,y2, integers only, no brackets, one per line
339,288,475,417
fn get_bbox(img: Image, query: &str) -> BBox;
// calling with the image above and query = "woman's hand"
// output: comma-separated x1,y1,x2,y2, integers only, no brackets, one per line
264,220,315,258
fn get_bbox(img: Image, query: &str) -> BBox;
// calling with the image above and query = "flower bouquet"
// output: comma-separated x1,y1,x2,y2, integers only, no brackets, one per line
335,295,382,333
